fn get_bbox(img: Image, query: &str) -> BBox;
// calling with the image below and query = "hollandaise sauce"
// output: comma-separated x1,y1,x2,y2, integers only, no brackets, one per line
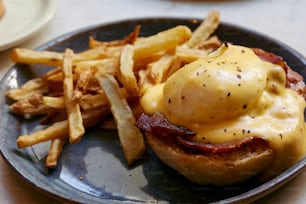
140,44,306,180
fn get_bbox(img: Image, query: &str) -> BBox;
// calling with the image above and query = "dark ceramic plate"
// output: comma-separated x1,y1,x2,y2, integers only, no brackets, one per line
1,18,306,204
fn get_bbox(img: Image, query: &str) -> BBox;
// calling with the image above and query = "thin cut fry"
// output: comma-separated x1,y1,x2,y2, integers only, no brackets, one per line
43,96,65,109
119,44,139,96
10,46,112,66
89,25,140,48
7,78,48,101
97,75,145,164
175,46,209,63
73,67,96,101
62,49,84,144
183,10,220,48
17,120,68,148
146,54,174,84
133,25,192,61
10,49,63,66
16,107,109,148
45,138,66,169
73,58,120,76
10,94,54,115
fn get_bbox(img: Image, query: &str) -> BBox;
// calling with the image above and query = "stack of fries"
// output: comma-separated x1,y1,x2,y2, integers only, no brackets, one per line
7,11,221,169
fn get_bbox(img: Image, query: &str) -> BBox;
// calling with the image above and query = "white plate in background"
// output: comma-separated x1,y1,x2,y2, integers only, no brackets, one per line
0,0,58,51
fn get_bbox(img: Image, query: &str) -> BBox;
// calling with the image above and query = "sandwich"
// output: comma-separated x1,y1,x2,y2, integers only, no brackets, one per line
136,43,306,185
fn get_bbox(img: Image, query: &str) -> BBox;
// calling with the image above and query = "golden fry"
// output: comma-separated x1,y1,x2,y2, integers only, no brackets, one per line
17,120,68,148
42,96,65,109
175,46,209,63
10,49,63,66
10,46,112,66
7,78,48,101
10,94,54,115
45,138,66,169
146,54,174,84
183,10,220,48
89,25,140,48
17,107,109,148
133,25,192,61
62,49,85,144
97,75,145,164
119,44,139,96
73,58,119,76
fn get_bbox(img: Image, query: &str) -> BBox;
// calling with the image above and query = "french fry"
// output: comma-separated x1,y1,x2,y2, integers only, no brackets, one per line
10,46,112,66
183,10,220,48
175,46,209,63
73,58,120,76
163,55,183,80
119,44,139,96
89,25,140,48
79,93,109,110
133,25,192,61
138,69,152,95
7,78,48,101
74,46,111,62
97,75,145,164
17,107,109,148
42,96,65,109
73,67,96,101
62,49,85,144
45,138,66,169
7,67,62,101
17,120,68,148
10,94,54,115
146,54,174,84
10,49,64,66
196,35,222,51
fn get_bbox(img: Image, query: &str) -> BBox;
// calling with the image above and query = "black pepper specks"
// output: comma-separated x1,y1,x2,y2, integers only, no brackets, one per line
279,133,283,139
236,74,241,79
243,104,248,109
227,92,231,97
168,98,172,104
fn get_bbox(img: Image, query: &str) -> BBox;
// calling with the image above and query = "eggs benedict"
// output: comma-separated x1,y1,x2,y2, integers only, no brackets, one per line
136,43,306,185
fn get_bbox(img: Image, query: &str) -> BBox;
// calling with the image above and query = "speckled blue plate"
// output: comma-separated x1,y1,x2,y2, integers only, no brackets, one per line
1,18,306,204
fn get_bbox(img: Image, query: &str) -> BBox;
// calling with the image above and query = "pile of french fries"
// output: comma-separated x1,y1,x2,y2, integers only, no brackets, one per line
7,11,221,168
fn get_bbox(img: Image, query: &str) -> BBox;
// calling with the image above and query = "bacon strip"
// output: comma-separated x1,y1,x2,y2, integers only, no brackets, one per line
177,136,269,154
136,112,196,138
136,113,270,154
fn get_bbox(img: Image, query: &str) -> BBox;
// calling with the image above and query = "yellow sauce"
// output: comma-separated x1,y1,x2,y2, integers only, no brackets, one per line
140,44,306,179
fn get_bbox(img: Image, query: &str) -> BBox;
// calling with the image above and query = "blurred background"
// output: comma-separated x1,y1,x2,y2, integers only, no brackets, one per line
0,0,305,203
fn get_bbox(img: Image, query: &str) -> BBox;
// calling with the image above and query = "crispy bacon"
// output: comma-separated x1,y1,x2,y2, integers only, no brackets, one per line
136,112,196,138
136,113,270,154
177,136,269,154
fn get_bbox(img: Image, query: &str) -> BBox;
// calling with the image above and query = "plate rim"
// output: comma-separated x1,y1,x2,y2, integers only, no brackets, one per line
1,17,306,204
0,0,59,51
